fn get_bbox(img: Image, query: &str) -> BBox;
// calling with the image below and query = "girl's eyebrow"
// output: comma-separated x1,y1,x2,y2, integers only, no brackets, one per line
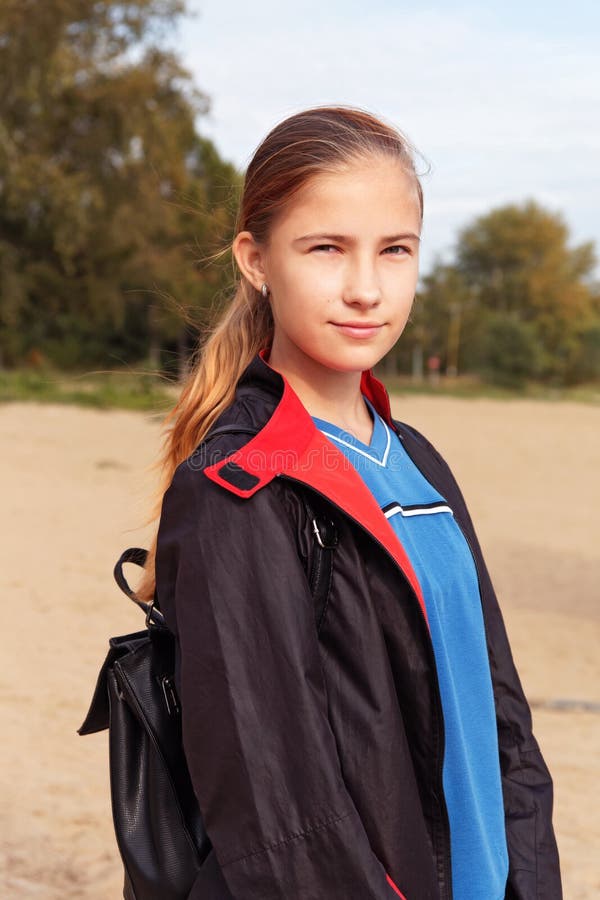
293,232,421,244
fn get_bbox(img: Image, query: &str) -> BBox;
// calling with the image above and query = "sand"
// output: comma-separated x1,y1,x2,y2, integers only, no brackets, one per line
1,395,598,898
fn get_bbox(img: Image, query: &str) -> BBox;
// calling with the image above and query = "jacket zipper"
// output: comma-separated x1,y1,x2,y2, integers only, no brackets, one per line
277,472,453,900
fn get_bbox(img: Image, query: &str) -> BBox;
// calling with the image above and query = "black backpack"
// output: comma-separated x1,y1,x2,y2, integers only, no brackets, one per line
77,433,338,900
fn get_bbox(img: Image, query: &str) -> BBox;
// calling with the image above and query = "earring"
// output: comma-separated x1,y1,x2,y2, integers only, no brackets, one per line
261,282,270,298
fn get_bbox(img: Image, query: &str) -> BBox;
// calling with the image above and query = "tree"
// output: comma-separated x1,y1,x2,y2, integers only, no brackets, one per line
414,200,599,385
456,200,598,380
480,314,544,389
0,0,239,369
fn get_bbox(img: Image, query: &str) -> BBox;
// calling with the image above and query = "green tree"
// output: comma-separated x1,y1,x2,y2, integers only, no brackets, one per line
414,200,599,385
0,0,239,369
457,199,598,381
480,313,544,388
407,263,475,376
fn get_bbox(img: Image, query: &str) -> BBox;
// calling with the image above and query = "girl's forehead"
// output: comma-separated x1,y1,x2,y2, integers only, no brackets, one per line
305,156,414,191
275,162,421,232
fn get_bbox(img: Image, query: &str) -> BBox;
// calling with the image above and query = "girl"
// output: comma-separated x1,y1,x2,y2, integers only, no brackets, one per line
139,106,562,899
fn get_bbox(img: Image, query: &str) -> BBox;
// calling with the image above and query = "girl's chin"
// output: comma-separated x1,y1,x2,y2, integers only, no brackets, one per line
309,350,386,374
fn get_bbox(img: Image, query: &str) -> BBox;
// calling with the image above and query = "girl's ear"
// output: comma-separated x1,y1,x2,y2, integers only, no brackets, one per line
232,231,269,292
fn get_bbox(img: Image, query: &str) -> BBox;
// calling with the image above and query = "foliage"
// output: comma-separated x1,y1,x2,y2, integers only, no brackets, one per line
404,200,600,386
2,9,598,389
0,0,240,369
563,318,600,384
479,313,544,389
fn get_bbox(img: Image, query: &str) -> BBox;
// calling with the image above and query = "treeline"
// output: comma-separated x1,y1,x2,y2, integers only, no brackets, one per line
0,0,240,376
398,202,600,387
1,2,599,387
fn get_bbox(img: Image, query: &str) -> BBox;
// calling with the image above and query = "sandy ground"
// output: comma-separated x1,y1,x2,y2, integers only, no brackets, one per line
1,395,598,898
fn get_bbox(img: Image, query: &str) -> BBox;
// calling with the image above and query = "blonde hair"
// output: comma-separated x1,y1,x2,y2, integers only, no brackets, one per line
135,104,424,605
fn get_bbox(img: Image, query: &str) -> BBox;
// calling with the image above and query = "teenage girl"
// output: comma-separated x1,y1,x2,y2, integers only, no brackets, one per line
138,105,562,899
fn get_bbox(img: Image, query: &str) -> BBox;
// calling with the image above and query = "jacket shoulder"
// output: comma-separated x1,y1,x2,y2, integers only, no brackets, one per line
391,417,476,540
162,425,305,535
178,394,268,477
392,418,454,475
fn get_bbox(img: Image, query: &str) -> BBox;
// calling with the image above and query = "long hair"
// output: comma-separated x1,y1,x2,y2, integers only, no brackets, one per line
135,104,424,604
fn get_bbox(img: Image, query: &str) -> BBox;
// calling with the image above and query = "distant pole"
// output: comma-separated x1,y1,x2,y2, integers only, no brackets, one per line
148,303,160,370
412,343,423,381
446,302,462,377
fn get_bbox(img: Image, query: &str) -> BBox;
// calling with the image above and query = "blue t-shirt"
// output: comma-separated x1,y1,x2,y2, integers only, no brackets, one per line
311,396,509,900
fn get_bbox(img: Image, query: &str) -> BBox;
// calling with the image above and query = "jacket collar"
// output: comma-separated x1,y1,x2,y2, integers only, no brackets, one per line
203,348,428,625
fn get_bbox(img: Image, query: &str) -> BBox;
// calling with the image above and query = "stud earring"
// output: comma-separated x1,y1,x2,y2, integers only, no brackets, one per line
261,282,270,299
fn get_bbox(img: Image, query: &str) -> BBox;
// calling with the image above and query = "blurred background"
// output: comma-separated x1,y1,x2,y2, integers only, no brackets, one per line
1,1,598,897
1,0,600,393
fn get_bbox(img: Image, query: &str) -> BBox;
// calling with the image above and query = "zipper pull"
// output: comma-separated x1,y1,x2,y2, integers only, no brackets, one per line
161,675,181,716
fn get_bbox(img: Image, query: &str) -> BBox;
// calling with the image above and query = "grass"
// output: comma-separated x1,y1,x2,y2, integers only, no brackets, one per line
1,366,599,411
379,372,600,404
0,366,179,413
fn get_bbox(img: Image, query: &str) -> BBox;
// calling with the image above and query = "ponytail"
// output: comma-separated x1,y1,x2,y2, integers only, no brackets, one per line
134,279,273,605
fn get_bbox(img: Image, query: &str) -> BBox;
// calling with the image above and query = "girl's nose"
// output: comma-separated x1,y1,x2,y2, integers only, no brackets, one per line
342,286,382,309
342,260,382,307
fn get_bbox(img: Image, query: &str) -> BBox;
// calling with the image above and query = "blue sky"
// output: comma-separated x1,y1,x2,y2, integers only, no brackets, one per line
172,1,600,277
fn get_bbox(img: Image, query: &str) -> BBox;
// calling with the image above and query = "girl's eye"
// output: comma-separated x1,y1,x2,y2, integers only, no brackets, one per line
311,244,411,255
384,245,410,255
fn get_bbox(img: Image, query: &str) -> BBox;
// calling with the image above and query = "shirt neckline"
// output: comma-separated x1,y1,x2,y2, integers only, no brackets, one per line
311,394,392,466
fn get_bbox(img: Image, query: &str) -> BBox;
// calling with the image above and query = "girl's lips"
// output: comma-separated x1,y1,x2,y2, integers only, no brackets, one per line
331,323,383,339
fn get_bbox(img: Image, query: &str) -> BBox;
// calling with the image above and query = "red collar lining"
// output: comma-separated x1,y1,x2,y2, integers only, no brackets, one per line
203,351,428,625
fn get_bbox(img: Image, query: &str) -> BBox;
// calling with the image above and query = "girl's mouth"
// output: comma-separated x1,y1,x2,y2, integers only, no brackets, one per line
331,322,383,339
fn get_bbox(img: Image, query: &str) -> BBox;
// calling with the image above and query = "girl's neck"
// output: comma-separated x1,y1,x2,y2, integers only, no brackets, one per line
265,345,374,440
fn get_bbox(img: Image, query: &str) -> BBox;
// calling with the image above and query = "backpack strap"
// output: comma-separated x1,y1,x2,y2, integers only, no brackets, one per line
112,547,167,627
114,424,338,633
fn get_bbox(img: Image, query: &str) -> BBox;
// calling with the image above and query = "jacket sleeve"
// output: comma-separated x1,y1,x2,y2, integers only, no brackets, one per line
399,423,562,900
155,459,398,900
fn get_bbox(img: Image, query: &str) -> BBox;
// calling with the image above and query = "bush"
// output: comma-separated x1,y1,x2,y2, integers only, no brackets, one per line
564,320,600,385
480,314,544,389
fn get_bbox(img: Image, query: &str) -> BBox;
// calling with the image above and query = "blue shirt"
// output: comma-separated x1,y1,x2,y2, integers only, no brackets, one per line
311,396,509,900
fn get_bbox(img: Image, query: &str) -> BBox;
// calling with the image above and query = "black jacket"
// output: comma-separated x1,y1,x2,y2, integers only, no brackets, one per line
155,349,562,900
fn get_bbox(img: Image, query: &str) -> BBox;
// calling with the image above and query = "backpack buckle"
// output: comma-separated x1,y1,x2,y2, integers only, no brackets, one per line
311,517,338,549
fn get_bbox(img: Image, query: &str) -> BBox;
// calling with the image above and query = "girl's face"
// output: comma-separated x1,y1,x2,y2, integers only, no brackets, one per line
240,156,422,378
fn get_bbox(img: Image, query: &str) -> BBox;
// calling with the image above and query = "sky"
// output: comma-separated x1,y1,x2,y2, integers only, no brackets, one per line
172,1,600,277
